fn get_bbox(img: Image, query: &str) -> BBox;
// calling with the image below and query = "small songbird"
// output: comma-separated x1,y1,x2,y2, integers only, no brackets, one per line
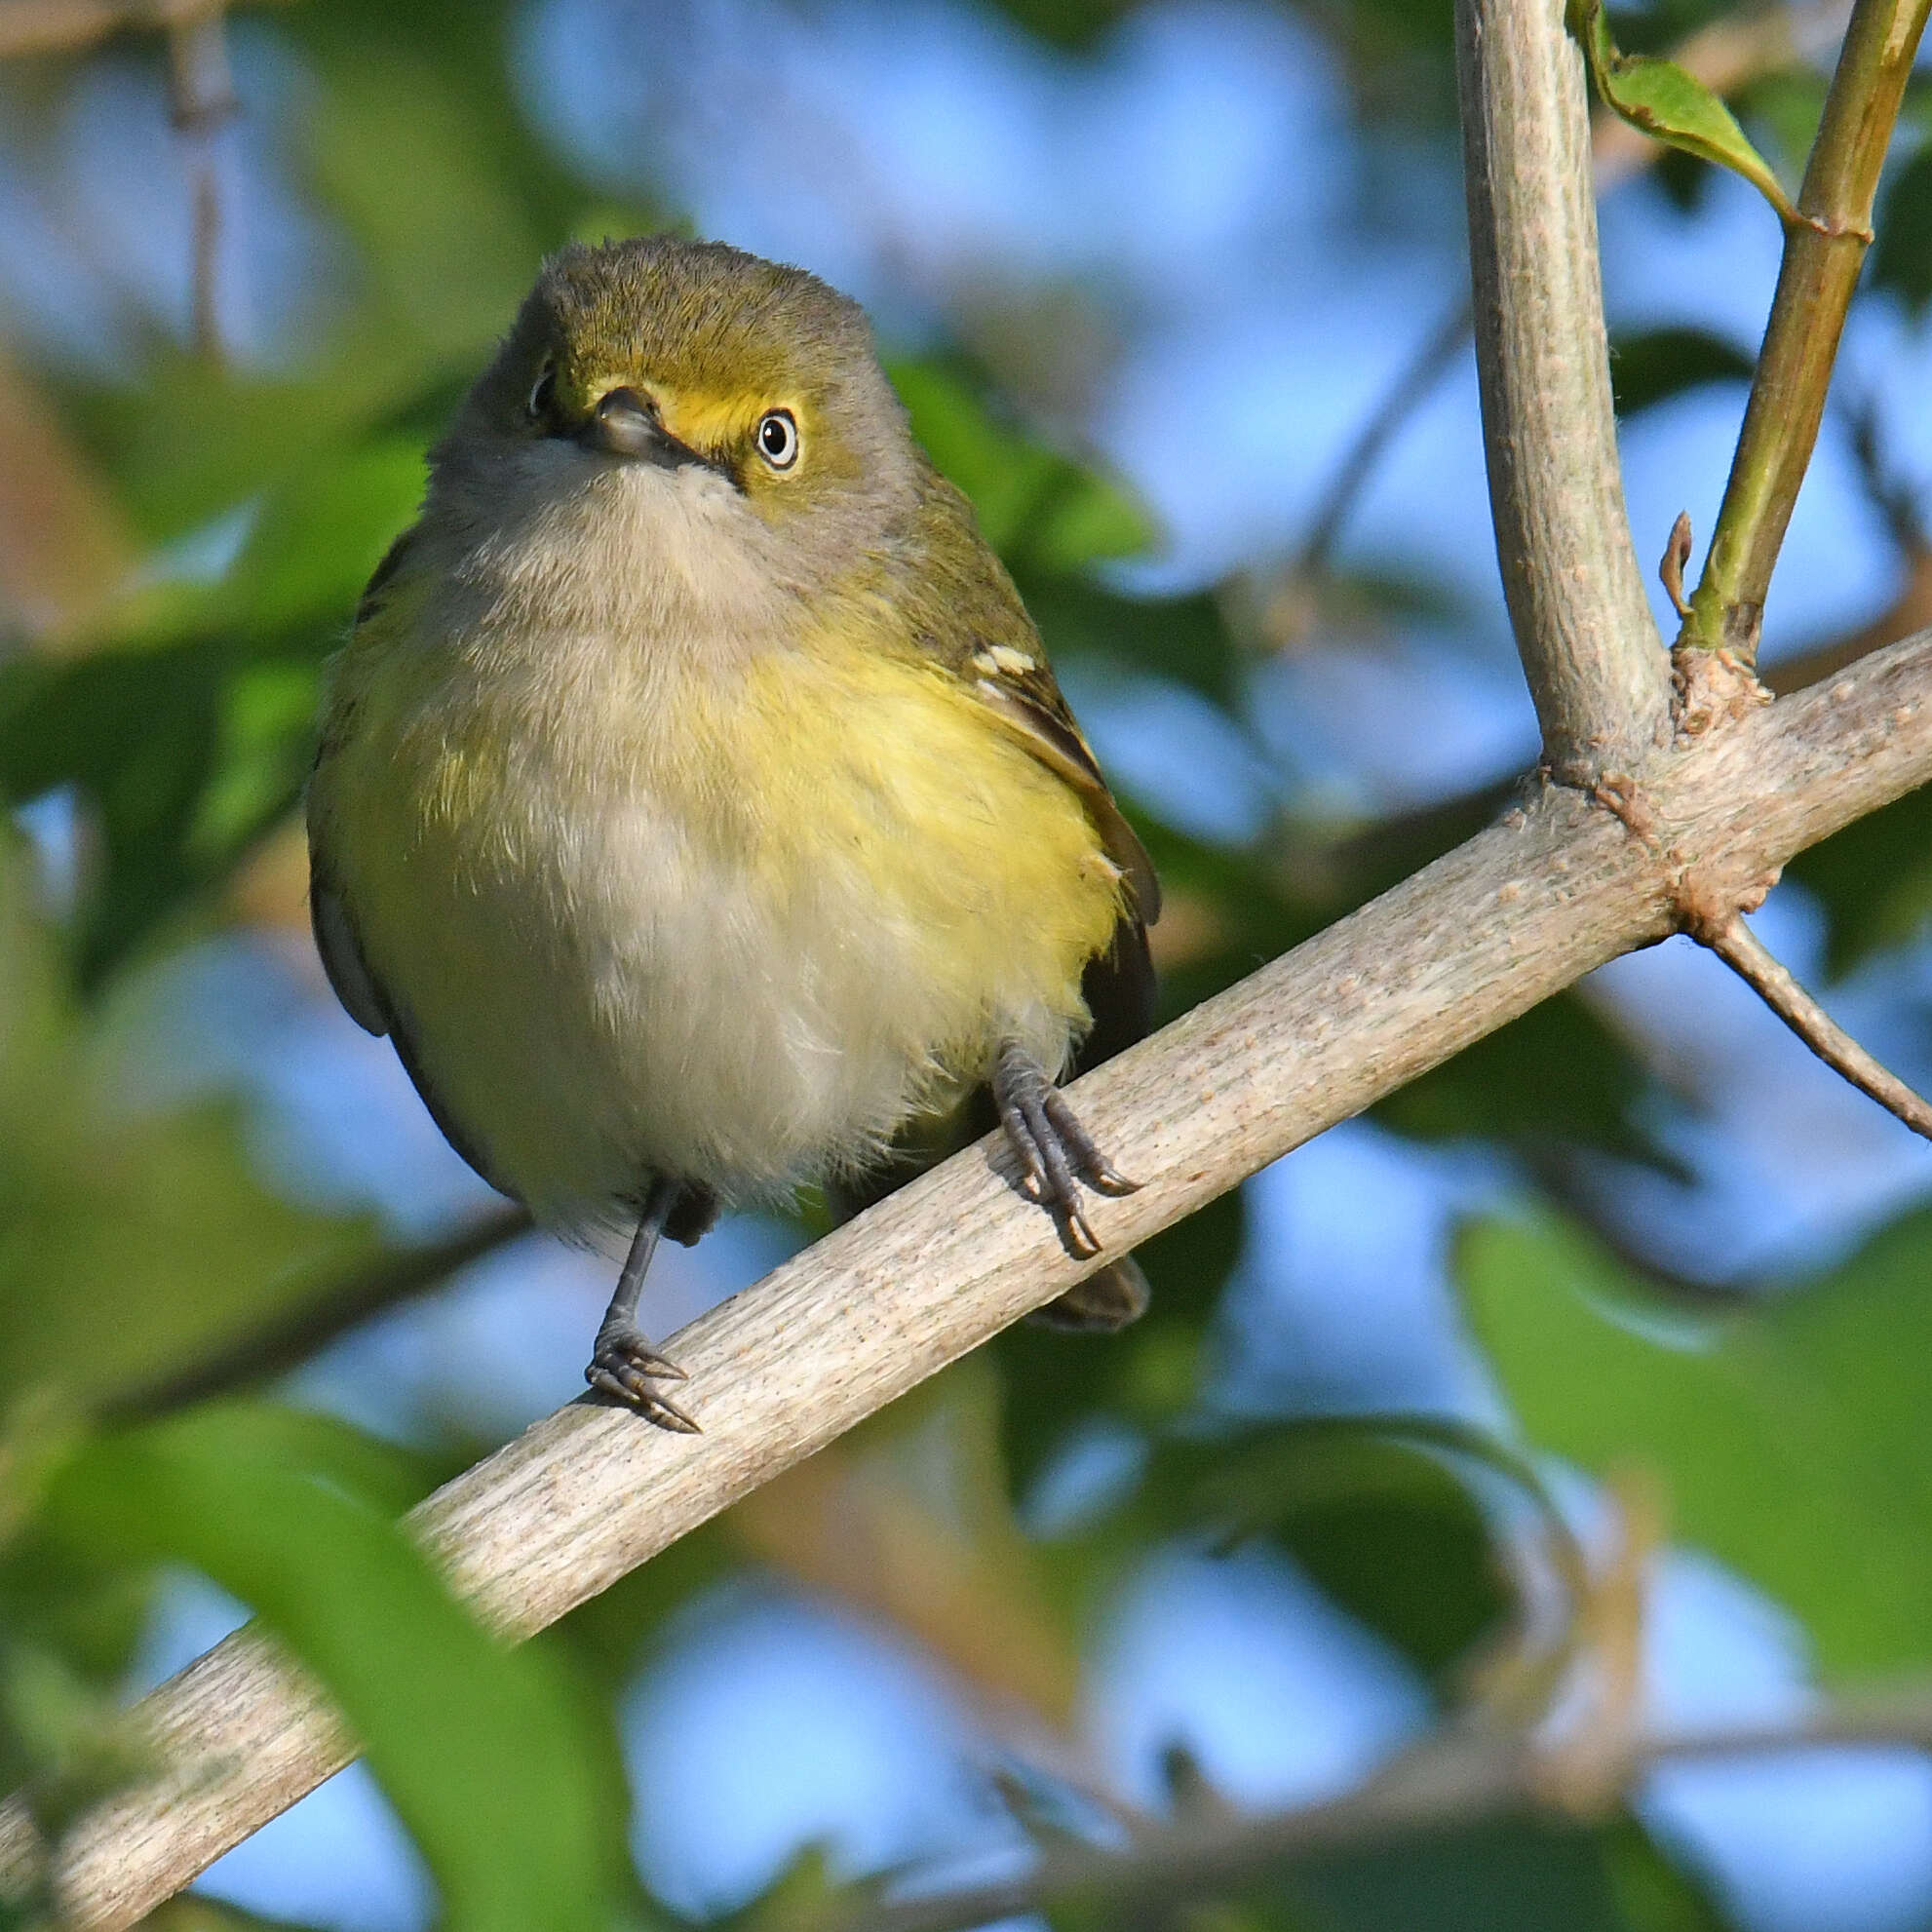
306,237,1159,1431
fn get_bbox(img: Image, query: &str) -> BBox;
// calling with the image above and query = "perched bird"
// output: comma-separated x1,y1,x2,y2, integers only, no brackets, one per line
306,237,1159,1431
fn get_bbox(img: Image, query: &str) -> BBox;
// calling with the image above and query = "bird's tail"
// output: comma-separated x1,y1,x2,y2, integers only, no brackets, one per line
1027,1255,1150,1332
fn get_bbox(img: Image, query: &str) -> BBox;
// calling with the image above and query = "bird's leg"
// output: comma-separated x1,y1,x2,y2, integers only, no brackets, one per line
585,1178,699,1432
992,1040,1140,1258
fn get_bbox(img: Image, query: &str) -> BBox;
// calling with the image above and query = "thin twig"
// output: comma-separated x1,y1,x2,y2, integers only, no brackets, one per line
1294,302,1472,579
829,1675,1932,1932
162,5,235,364
1681,0,1932,663
1699,912,1932,1140
0,0,286,59
101,1207,535,1422
8,628,1932,1928
1455,0,1671,778
827,1729,1529,1932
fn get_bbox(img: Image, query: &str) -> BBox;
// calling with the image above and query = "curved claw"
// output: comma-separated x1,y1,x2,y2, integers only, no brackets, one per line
586,1325,701,1432
993,1041,1137,1258
1063,1203,1101,1259
1041,1088,1141,1195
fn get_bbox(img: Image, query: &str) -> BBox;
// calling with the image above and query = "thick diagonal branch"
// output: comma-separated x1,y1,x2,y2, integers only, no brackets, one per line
1455,0,1670,778
6,628,1932,1930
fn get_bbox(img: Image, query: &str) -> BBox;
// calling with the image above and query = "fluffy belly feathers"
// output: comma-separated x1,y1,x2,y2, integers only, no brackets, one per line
316,633,1125,1235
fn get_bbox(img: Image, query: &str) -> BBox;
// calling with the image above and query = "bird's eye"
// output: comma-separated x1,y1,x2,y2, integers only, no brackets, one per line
755,408,799,470
527,362,557,422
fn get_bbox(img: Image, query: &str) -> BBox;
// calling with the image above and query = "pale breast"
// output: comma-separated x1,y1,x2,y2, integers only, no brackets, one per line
316,623,1124,1239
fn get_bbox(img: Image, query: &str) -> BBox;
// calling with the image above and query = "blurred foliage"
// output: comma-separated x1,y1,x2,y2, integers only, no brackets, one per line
1873,140,1932,316
1462,1206,1932,1674
47,1404,618,1932
0,841,376,1406
1608,327,1755,418
2,0,1932,1928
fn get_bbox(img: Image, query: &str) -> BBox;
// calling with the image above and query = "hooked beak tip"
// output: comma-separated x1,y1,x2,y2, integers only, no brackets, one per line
580,386,661,461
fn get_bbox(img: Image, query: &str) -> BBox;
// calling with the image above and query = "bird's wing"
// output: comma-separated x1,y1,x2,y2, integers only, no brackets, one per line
965,657,1161,926
908,465,1160,926
306,527,422,1040
305,528,519,1200
958,643,1158,1066
309,837,514,1191
307,862,389,1039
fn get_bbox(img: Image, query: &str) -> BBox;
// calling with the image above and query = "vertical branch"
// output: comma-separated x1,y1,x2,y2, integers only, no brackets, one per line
163,3,236,364
1455,0,1671,783
1682,0,1932,663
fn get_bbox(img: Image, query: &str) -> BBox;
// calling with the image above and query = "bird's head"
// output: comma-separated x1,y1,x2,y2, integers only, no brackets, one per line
427,237,918,620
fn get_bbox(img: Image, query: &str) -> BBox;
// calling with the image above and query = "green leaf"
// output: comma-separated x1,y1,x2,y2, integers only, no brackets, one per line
1609,328,1756,418
1460,1207,1932,1673
1873,143,1932,315
888,361,1154,572
1137,1416,1535,1679
0,635,323,985
1299,1814,1719,1932
220,439,426,635
0,841,377,1410
1568,0,1797,223
43,1401,615,1932
1020,575,1244,707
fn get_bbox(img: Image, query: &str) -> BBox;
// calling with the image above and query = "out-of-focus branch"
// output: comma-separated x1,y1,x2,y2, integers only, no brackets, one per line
100,1207,534,1423
823,1681,1932,1932
161,5,235,363
0,0,285,59
1681,0,1932,663
1294,302,1472,582
1454,0,1670,778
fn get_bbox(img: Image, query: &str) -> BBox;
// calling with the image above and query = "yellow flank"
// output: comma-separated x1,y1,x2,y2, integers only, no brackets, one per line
312,599,1126,1228
732,631,1125,1028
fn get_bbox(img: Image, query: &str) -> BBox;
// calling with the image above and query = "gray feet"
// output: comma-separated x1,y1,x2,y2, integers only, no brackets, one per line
993,1039,1140,1256
585,1180,701,1431
586,1315,698,1432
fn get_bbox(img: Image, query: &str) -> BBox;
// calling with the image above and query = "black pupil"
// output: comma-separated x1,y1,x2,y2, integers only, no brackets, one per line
762,415,790,456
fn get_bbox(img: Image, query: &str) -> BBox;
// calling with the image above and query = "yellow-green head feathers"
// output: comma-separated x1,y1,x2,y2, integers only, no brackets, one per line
437,236,913,533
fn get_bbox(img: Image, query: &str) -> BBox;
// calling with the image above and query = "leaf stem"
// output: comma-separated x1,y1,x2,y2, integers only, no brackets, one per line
1682,0,1932,663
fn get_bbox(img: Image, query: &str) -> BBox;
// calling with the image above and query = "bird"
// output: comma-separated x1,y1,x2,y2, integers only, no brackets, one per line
306,236,1160,1432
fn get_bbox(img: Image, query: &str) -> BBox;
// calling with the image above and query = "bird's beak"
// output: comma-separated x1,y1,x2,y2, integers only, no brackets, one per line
577,387,712,473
